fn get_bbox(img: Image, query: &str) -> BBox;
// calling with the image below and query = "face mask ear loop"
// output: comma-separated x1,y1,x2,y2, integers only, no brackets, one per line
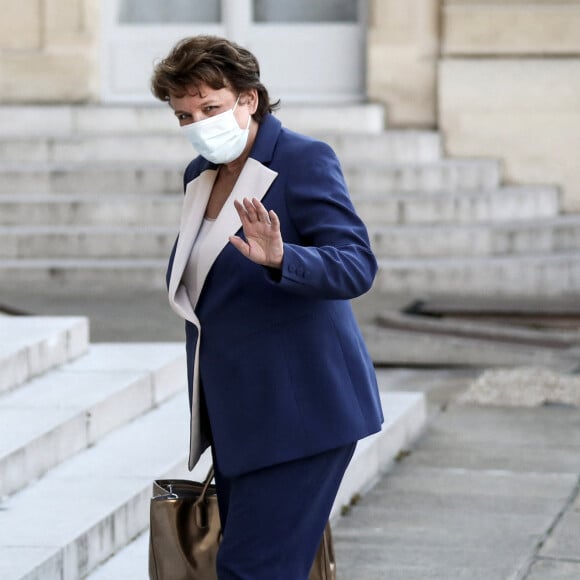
234,94,252,129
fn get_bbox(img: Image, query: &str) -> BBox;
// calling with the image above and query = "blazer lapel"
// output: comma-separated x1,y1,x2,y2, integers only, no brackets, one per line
168,168,217,324
187,157,278,309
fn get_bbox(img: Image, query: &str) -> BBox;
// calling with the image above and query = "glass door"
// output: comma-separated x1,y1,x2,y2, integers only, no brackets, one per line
101,0,365,103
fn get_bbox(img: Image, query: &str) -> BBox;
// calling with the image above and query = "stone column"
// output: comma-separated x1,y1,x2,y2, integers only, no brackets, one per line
0,0,100,103
367,0,440,128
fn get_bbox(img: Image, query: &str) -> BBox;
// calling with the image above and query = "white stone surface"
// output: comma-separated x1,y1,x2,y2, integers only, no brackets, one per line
0,225,175,259
0,259,168,291
0,107,75,137
345,159,501,195
0,186,560,259
374,252,580,298
0,317,89,393
0,392,191,580
0,195,181,226
367,0,440,127
369,215,580,258
0,163,183,195
0,104,386,137
0,130,441,165
88,532,149,580
64,343,187,405
0,135,192,165
354,186,559,226
276,104,386,134
0,344,28,396
0,158,498,196
443,3,580,55
332,391,426,519
0,343,186,497
323,131,442,164
439,58,580,212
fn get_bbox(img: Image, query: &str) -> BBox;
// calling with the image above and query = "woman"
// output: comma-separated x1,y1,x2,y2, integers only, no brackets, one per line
151,35,383,579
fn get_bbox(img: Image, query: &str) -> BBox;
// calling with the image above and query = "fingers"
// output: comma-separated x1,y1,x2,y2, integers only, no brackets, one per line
230,200,284,268
268,209,280,231
234,197,274,225
228,235,250,257
254,198,272,225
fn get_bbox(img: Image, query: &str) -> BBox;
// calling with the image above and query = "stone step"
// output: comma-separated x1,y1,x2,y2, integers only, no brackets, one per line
0,104,386,137
4,253,580,296
0,316,88,394
0,392,191,580
0,186,557,230
0,130,442,166
0,194,181,226
0,226,176,259
369,215,580,258
0,163,184,196
0,135,192,166
0,259,168,291
85,391,426,580
4,213,579,261
373,252,580,298
347,159,502,195
331,391,426,519
0,387,426,580
353,185,560,225
275,104,386,135
326,131,442,165
0,342,186,498
0,159,499,196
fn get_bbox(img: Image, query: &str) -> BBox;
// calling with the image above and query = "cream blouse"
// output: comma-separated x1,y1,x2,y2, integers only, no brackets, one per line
183,217,216,308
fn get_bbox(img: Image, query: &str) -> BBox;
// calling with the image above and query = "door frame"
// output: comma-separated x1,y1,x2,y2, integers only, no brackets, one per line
100,0,367,104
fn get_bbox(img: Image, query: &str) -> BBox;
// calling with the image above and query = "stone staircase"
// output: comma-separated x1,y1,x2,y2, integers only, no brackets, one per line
1,104,580,297
0,315,427,580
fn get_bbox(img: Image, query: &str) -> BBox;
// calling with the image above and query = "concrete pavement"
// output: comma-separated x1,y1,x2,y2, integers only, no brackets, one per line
2,286,580,579
0,287,409,343
334,367,580,579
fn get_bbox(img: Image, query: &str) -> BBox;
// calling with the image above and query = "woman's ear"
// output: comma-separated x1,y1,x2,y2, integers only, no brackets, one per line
241,89,259,114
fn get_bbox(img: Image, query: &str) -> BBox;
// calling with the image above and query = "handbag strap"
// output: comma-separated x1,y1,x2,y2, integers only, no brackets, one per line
194,465,215,506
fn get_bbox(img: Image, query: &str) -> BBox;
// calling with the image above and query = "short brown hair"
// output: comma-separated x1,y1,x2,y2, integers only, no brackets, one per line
151,35,279,123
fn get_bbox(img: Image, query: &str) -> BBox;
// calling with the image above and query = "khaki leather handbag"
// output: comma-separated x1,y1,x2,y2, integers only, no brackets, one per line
148,466,336,580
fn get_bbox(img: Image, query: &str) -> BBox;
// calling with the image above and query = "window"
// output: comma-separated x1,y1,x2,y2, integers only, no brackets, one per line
253,0,358,24
118,0,221,24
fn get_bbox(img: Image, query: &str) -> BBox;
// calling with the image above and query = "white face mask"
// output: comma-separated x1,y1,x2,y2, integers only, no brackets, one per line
181,96,251,164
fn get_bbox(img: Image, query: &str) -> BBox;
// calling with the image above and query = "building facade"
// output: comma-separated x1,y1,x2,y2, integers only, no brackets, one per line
2,0,580,210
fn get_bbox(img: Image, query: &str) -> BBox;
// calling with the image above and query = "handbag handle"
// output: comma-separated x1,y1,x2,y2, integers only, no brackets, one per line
197,466,215,504
193,465,216,529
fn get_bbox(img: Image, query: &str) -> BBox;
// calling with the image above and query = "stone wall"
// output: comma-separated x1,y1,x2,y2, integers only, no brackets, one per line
367,0,440,128
439,0,580,212
0,0,100,103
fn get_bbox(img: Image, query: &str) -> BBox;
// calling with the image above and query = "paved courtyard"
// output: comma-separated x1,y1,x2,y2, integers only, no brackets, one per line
2,286,580,579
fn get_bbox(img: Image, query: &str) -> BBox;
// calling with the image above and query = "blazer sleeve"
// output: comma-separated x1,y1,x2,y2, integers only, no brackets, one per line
268,140,377,300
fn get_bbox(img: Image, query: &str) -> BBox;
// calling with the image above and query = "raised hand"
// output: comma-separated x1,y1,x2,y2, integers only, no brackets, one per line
229,197,284,268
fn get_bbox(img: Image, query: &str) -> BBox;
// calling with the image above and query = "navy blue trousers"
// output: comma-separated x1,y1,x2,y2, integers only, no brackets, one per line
211,443,356,580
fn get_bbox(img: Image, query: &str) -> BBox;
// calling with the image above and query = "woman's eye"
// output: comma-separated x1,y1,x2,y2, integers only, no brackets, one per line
177,113,190,121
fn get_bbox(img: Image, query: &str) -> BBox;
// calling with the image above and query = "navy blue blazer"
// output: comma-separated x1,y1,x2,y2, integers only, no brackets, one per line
167,113,383,477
